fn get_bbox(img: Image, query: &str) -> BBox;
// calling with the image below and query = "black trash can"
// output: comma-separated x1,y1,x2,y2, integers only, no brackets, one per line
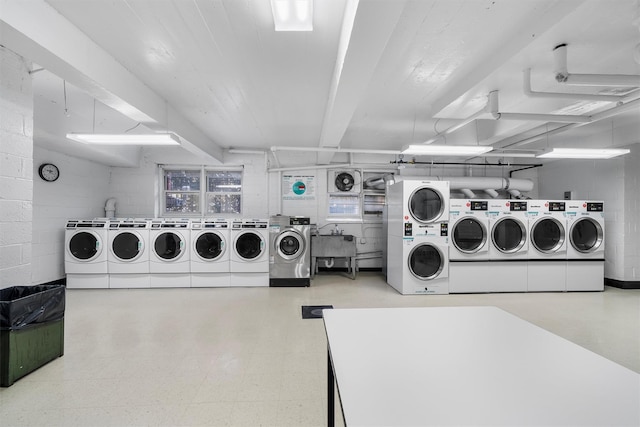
0,285,65,387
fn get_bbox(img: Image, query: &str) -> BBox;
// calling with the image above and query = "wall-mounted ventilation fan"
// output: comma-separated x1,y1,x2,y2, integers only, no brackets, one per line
328,169,361,193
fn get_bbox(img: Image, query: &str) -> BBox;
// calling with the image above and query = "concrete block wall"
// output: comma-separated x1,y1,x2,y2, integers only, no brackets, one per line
623,145,640,281
0,47,33,289
109,154,157,218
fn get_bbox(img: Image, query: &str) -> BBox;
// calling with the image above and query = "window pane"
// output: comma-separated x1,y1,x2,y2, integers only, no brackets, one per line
329,195,361,215
165,170,200,191
165,192,200,213
207,194,241,214
364,194,385,216
207,171,242,193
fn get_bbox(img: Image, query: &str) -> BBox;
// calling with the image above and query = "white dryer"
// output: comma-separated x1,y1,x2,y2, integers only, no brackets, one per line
190,218,230,287
566,201,605,291
107,219,151,288
527,200,568,292
64,219,109,288
486,200,528,292
230,219,269,287
387,180,450,239
149,218,191,288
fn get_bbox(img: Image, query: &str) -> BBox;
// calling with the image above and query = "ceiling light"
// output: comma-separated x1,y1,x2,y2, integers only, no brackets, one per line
401,144,493,156
536,147,630,159
66,133,181,146
271,0,313,31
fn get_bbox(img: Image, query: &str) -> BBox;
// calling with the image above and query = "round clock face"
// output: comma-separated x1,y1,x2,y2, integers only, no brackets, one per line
38,163,60,182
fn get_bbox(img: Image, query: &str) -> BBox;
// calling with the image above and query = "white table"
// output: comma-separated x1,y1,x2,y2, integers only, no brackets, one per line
323,306,640,426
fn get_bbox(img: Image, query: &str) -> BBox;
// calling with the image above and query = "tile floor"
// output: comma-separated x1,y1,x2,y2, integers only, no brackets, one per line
1,272,639,426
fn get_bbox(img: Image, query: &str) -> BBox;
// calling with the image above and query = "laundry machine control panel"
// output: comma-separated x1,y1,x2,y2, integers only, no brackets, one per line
509,201,528,211
587,202,604,212
470,201,488,211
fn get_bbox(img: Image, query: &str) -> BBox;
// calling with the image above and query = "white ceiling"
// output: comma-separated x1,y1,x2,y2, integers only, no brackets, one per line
1,0,639,167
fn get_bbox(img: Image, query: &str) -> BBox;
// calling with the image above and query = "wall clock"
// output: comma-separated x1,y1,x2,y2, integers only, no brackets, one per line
38,163,60,182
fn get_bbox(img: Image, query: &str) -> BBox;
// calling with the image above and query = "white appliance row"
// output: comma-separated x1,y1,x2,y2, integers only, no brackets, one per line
64,218,270,289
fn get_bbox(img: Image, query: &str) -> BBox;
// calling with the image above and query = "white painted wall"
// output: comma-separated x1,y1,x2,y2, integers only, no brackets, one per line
623,146,640,281
0,47,33,289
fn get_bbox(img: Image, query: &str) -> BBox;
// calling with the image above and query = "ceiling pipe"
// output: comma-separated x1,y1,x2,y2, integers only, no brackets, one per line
484,189,500,198
553,44,640,86
269,163,353,173
271,146,401,155
489,90,591,123
396,175,534,194
460,189,476,198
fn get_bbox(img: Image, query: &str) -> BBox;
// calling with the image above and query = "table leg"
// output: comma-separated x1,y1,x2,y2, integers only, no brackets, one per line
328,346,334,427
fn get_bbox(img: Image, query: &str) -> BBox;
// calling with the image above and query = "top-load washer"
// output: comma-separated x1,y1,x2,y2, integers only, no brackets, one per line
190,218,230,287
268,215,311,287
566,201,605,291
527,200,568,292
65,219,109,288
230,218,269,287
149,218,191,287
107,218,151,288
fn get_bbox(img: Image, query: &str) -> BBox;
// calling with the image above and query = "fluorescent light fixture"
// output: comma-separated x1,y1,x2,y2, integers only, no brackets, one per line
401,144,493,156
536,147,630,159
271,0,313,31
66,133,181,146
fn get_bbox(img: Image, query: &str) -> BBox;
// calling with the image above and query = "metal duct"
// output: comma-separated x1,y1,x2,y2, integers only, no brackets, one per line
395,175,534,195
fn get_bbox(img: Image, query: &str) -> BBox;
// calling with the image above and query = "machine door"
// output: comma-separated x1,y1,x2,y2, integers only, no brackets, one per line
408,187,445,223
570,218,603,253
530,218,565,253
235,231,264,260
112,232,143,261
154,232,184,260
195,232,225,261
275,230,305,261
69,231,102,261
408,244,445,280
492,218,526,253
452,217,487,253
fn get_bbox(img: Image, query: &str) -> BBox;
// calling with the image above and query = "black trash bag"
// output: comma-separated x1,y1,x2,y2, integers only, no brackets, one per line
0,285,65,331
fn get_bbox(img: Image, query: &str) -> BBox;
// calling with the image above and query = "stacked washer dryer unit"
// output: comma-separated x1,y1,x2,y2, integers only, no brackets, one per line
230,218,270,287
268,215,311,287
190,218,230,287
487,200,529,292
527,201,568,291
107,218,151,288
65,219,110,288
149,218,191,287
448,199,492,293
566,201,605,291
386,180,450,295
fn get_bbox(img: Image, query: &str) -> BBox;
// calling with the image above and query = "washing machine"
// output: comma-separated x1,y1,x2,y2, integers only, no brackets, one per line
230,218,269,287
566,201,605,291
268,215,311,287
527,200,568,292
386,180,450,295
149,218,191,288
107,218,151,288
64,219,109,288
486,200,528,292
190,218,230,287
448,199,493,293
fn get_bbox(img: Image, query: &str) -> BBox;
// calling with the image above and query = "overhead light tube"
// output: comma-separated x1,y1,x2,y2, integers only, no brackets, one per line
66,133,181,146
271,0,313,31
536,147,630,159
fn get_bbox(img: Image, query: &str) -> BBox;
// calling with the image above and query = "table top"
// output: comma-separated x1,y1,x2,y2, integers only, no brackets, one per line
323,306,640,426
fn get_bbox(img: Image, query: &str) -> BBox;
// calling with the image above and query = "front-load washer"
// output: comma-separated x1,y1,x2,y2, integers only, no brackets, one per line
566,201,605,291
448,199,493,293
65,219,109,288
149,218,191,288
269,215,311,287
230,219,269,287
108,218,151,288
527,200,568,292
486,200,528,292
190,218,230,287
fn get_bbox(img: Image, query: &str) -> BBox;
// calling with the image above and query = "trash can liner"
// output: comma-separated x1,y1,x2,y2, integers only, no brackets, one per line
0,285,65,331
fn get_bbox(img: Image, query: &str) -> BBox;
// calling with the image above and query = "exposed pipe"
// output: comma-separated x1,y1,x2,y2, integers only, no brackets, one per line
553,44,640,86
105,198,117,218
507,189,523,199
484,189,500,198
460,189,476,198
271,146,400,155
269,163,352,173
489,90,591,123
395,175,534,193
422,98,490,145
324,258,335,269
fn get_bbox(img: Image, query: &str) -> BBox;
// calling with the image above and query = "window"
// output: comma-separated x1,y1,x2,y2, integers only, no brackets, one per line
328,194,361,217
161,167,242,216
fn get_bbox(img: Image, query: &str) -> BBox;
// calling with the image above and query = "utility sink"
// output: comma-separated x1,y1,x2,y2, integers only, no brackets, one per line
311,234,357,258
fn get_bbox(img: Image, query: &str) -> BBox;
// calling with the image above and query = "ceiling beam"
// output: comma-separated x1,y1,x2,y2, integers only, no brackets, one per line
0,0,223,163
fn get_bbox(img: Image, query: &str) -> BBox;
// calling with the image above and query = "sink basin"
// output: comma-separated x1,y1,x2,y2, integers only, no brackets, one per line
311,235,357,258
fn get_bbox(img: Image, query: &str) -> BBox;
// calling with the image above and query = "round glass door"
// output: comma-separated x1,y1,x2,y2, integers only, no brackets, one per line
69,232,101,260
112,232,142,261
408,244,444,280
531,218,565,253
570,218,603,253
276,231,304,261
409,187,444,223
236,232,264,260
195,232,224,261
154,232,183,260
452,217,487,253
492,218,526,253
